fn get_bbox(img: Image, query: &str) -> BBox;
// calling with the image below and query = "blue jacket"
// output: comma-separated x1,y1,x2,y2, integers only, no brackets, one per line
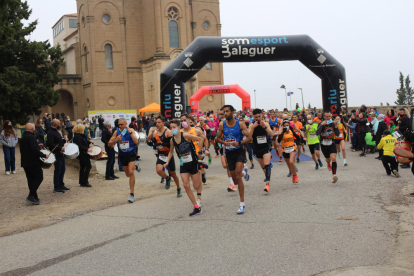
348,122,357,134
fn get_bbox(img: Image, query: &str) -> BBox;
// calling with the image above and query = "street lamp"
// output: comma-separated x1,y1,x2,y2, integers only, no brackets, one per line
297,88,304,109
280,85,287,111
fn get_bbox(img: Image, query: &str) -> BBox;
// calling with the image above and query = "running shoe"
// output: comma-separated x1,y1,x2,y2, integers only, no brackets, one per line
315,163,319,170
227,184,237,192
208,157,212,165
327,163,332,171
250,164,254,169
189,207,202,216
359,153,366,157
292,175,299,183
215,155,219,158
128,194,134,203
344,162,348,167
338,153,342,159
243,169,250,181
287,172,292,177
332,175,338,183
270,162,273,168
392,170,400,178
279,157,283,162
196,197,201,207
318,159,323,167
237,205,245,214
135,162,141,172
177,188,182,197
264,183,269,192
296,158,300,163
165,177,171,190
202,174,207,183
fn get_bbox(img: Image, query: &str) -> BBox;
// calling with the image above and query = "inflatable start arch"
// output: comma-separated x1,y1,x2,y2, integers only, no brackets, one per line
190,84,251,114
161,35,347,118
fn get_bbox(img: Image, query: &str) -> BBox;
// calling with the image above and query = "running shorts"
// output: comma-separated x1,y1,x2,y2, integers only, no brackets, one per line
282,151,295,159
321,143,337,158
225,148,246,171
295,138,302,145
308,143,320,155
119,153,136,167
253,147,271,159
156,154,176,171
334,139,343,145
180,160,199,175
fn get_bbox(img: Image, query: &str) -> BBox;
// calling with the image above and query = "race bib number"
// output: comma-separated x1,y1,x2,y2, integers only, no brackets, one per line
338,133,343,138
309,134,317,139
322,139,333,146
158,155,168,162
257,135,267,144
225,139,236,149
210,127,215,131
284,146,294,153
181,152,193,163
119,141,130,150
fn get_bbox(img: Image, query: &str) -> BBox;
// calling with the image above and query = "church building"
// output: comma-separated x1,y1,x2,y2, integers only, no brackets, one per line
47,0,224,119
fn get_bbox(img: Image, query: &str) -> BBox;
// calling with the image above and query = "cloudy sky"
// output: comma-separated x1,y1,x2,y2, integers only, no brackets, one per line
25,0,413,111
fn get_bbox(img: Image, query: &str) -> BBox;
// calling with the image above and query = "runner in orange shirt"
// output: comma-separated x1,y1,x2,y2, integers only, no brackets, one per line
278,120,301,183
334,116,348,166
292,115,304,163
313,111,323,123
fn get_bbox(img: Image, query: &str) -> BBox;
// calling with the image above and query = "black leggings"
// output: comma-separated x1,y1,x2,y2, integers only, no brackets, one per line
358,132,366,154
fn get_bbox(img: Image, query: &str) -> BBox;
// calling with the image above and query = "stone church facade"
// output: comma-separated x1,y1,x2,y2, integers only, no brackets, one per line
48,0,224,119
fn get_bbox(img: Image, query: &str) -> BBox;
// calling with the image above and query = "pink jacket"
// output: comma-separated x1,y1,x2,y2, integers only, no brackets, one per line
384,115,395,127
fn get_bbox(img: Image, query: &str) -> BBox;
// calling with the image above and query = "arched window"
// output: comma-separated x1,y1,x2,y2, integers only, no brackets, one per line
104,44,113,70
84,46,88,72
168,21,179,48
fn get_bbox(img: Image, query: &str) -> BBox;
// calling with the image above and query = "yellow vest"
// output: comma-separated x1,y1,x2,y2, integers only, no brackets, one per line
377,135,397,156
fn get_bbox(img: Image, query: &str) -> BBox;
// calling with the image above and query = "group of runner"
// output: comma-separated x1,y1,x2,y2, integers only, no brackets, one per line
110,105,349,216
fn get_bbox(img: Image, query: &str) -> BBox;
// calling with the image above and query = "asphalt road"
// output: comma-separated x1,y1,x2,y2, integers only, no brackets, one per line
0,142,405,276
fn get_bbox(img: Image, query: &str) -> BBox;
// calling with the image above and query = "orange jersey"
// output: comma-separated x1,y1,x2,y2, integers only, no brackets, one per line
334,123,345,140
282,130,297,152
313,117,322,123
293,121,303,138
154,129,170,153
181,127,200,153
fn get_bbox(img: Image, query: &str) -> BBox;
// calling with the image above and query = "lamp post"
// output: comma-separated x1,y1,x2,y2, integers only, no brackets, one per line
297,88,304,109
254,89,256,108
280,85,287,111
289,91,293,115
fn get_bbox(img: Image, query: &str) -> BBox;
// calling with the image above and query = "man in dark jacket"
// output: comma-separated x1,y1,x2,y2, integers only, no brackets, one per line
102,120,118,180
44,113,52,134
396,108,411,133
20,123,48,204
47,119,67,193
98,115,104,137
64,116,74,140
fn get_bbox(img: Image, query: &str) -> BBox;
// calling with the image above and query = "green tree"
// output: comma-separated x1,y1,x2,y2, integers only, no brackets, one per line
380,102,383,106
405,75,413,105
307,103,311,109
0,0,63,124
386,102,390,106
395,72,406,105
